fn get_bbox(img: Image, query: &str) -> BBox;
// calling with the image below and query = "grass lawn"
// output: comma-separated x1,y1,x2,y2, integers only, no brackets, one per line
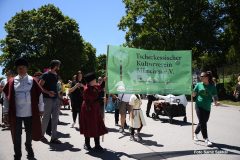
219,100,240,107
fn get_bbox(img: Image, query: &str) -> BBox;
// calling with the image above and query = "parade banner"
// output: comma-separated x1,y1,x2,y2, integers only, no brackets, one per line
107,45,192,95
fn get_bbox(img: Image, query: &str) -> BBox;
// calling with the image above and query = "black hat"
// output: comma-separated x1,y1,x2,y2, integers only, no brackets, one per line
84,72,96,83
15,58,29,67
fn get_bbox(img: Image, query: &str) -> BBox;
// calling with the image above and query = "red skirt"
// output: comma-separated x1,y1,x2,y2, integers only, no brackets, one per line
79,101,108,137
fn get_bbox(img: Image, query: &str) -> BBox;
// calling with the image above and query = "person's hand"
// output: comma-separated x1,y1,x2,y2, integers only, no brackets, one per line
48,91,56,97
39,111,44,117
75,83,81,88
79,83,84,87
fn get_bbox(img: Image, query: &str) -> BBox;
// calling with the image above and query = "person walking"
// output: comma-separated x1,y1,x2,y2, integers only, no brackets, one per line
80,72,108,151
68,71,85,128
129,94,146,141
118,94,132,134
193,71,220,147
146,94,157,117
2,58,44,160
40,60,62,144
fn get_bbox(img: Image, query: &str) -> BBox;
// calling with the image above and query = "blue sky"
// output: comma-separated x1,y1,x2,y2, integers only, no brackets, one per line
0,0,126,76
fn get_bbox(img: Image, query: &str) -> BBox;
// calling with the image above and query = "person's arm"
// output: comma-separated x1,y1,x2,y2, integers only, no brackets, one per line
101,81,105,89
192,84,198,97
39,79,55,97
38,93,44,116
2,93,9,123
68,82,81,93
212,86,220,106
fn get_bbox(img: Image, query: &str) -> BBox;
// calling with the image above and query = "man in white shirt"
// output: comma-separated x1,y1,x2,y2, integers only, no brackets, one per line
118,94,132,133
3,58,44,160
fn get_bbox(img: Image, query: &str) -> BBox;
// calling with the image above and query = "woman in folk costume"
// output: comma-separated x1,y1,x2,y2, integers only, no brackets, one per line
79,72,108,151
129,94,146,141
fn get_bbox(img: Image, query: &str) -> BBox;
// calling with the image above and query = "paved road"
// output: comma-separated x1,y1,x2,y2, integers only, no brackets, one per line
0,100,240,160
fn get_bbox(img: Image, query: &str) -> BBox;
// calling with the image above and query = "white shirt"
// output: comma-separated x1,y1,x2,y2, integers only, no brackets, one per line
3,75,44,117
118,94,132,103
129,94,142,109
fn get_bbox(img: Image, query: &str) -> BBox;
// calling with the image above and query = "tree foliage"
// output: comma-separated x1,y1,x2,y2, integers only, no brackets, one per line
217,0,240,64
96,54,106,77
0,4,96,81
118,0,239,71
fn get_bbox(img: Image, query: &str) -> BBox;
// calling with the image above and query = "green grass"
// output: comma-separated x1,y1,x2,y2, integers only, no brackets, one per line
219,100,240,107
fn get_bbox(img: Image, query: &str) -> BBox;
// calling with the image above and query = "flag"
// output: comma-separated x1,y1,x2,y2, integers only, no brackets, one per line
107,45,192,95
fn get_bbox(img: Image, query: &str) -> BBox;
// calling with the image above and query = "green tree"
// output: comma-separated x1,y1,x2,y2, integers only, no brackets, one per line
81,41,97,74
118,0,222,69
217,0,240,64
0,4,96,81
96,54,106,77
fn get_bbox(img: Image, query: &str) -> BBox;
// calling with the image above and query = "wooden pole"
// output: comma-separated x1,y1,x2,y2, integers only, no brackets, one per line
102,45,109,142
102,91,106,142
191,94,194,140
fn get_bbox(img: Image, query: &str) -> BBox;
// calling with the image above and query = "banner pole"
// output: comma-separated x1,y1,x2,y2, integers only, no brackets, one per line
191,94,194,140
102,45,109,142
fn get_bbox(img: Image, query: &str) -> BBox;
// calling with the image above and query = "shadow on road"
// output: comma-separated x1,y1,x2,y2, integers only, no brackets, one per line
138,139,164,147
130,148,240,160
58,121,70,126
87,149,135,160
57,131,70,138
156,117,196,126
49,142,81,152
213,142,240,153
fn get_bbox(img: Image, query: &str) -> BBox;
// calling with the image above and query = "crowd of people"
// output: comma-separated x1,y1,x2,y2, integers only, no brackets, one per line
0,57,239,160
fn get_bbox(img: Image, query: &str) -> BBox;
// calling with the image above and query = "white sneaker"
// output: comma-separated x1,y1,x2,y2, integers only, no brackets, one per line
71,122,75,128
205,139,213,147
193,134,199,141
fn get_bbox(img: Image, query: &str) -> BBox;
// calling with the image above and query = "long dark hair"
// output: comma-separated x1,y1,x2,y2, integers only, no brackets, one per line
75,70,85,83
202,71,214,85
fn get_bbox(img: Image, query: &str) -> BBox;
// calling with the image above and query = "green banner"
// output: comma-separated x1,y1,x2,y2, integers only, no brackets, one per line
107,45,192,95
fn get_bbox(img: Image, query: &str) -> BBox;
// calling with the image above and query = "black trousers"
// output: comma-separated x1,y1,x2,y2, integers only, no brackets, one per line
72,102,81,123
146,95,157,115
14,117,32,159
46,117,52,136
85,136,100,146
115,109,119,124
72,111,80,123
195,106,210,139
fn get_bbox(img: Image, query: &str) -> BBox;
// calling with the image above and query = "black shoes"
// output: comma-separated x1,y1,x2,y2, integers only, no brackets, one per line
84,144,93,151
84,144,105,152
